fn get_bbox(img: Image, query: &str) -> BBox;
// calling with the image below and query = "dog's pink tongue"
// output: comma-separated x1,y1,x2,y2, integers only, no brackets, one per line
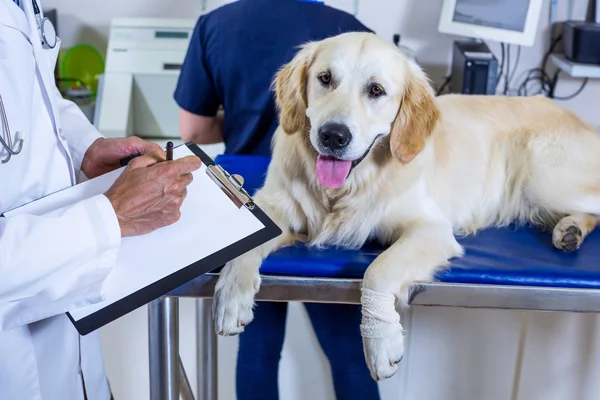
316,156,352,189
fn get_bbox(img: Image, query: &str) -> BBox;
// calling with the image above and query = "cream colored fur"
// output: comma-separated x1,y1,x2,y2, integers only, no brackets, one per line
212,32,600,381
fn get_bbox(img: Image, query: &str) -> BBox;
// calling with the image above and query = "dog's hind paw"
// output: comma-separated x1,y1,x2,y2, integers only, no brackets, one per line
362,329,405,381
553,220,583,253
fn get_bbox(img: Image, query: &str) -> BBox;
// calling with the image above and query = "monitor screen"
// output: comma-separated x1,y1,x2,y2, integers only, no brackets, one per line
452,0,531,33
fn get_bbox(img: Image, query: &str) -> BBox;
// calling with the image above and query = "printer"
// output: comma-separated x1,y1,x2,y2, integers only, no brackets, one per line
95,18,224,156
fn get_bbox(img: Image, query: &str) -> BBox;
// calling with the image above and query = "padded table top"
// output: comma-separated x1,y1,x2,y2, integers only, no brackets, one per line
215,155,600,289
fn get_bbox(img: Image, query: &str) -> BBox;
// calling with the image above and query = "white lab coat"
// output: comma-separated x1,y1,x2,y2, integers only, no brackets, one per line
0,0,122,399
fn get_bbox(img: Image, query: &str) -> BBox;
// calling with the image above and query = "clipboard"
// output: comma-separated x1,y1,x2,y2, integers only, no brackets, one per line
4,142,281,335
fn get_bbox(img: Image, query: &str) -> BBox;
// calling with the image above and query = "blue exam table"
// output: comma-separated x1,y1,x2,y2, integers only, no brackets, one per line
154,154,600,400
211,154,600,289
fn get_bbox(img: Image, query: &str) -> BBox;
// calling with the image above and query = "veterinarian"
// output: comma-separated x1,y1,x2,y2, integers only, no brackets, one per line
174,0,379,398
0,0,200,398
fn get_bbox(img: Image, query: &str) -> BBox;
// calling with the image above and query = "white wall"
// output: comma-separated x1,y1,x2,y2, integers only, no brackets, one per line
42,0,600,399
45,0,600,128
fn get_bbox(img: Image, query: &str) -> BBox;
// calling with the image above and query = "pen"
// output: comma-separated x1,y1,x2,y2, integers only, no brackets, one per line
166,141,173,161
119,142,175,166
119,152,141,167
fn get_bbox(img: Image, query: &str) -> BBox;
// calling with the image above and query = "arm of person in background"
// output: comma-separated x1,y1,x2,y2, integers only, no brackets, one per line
0,90,201,330
179,108,224,144
174,16,223,144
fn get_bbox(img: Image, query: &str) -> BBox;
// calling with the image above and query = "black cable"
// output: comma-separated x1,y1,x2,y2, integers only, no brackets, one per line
436,75,451,96
544,35,562,70
517,69,545,96
516,35,563,97
503,44,511,95
517,69,552,97
552,72,589,100
497,43,505,91
549,69,560,98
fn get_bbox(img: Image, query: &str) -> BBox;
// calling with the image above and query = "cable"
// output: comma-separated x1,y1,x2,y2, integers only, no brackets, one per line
497,43,505,92
544,36,588,100
503,44,511,95
516,35,562,97
549,69,560,98
508,46,521,86
516,35,587,101
552,74,589,100
517,68,553,97
542,35,562,71
436,75,451,96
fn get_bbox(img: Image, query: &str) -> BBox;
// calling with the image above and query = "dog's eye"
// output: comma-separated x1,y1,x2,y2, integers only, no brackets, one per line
368,84,385,98
318,71,331,85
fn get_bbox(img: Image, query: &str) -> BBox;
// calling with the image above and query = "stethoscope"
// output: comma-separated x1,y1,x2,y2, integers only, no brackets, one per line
0,93,24,164
1,0,57,163
32,0,57,49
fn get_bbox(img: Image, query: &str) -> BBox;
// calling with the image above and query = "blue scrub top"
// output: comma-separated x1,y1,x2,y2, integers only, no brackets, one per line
174,0,373,156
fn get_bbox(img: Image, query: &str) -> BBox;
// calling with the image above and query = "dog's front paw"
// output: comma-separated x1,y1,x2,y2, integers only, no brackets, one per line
360,287,405,380
363,328,405,381
213,258,261,336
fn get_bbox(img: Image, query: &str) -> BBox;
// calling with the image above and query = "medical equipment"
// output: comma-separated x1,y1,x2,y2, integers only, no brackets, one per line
96,18,225,153
450,40,498,95
32,0,56,49
0,93,24,164
43,8,58,39
438,0,543,47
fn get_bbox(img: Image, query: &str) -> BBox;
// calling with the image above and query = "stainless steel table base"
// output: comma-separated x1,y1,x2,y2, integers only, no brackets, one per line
197,299,218,400
148,273,600,400
148,297,180,400
148,297,197,400
179,354,195,400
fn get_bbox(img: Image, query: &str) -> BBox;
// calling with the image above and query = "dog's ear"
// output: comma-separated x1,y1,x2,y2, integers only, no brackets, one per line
389,64,440,164
273,42,318,135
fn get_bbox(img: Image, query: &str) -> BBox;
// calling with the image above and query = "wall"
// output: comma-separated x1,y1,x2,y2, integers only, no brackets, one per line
46,0,600,128
42,0,600,399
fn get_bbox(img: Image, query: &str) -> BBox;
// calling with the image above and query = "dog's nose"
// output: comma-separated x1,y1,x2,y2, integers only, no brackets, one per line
318,123,352,151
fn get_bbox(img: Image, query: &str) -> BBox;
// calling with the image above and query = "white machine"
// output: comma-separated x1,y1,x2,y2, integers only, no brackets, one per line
95,18,223,155
438,0,544,47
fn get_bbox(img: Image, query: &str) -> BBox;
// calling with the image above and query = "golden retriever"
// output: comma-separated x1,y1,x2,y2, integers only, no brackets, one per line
212,32,600,381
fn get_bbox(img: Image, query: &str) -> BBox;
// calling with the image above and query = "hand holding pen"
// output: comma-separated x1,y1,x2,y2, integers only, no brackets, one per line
104,141,202,237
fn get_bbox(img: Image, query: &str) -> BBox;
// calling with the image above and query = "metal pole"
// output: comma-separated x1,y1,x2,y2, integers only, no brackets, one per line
196,298,218,400
179,355,195,400
148,297,180,400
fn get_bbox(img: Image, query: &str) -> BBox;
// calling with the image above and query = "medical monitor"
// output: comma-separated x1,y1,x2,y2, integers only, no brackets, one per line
438,0,544,47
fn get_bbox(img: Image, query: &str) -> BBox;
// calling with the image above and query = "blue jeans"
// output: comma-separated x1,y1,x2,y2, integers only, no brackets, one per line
236,301,380,400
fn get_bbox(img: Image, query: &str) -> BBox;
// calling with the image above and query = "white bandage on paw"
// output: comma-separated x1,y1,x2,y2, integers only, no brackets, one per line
360,288,402,338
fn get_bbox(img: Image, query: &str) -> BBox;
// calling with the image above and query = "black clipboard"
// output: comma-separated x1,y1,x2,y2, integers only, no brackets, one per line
66,142,282,335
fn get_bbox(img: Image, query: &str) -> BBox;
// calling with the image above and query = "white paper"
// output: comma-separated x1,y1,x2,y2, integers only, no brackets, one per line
5,145,265,321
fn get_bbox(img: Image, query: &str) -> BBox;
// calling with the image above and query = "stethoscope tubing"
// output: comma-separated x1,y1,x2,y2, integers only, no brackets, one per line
0,93,24,164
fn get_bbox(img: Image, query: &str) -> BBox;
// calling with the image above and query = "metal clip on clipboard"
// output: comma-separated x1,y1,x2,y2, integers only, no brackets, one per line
206,164,255,210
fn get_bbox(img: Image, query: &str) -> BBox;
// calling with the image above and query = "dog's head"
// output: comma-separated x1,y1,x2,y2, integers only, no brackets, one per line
274,32,440,189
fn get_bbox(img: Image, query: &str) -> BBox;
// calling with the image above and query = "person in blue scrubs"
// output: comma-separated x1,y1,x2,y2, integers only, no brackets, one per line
174,1,380,398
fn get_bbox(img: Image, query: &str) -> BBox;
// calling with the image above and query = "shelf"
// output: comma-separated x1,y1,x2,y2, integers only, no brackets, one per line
549,54,600,78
